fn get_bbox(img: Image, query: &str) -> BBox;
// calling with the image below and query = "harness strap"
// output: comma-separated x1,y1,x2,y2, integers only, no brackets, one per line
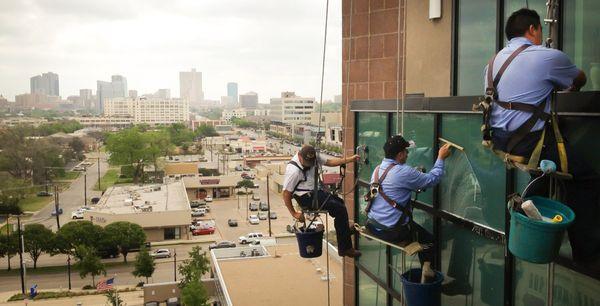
486,44,531,93
365,164,413,224
288,161,310,193
364,165,394,213
502,98,550,152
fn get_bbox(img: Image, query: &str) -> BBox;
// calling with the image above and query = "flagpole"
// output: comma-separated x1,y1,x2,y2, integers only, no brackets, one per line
114,274,118,303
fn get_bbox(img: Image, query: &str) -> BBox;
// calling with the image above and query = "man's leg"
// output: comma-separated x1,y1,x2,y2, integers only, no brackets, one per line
410,223,434,265
316,190,353,255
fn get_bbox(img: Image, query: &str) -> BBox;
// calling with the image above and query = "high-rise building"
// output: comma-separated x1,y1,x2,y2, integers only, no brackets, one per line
97,75,127,113
16,93,49,109
80,89,93,109
220,96,234,107
30,72,59,96
154,89,171,99
104,97,189,125
269,92,314,125
239,92,258,109
227,82,238,105
128,90,138,99
179,69,204,107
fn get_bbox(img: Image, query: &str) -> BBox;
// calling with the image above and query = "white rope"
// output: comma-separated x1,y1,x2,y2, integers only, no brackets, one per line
341,0,355,202
396,0,408,135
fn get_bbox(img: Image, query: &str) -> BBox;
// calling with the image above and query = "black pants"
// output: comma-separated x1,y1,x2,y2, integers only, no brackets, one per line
366,218,434,265
493,128,600,262
296,190,353,254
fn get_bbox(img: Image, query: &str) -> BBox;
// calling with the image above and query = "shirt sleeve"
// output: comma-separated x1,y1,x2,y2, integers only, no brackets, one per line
545,50,580,90
317,154,329,166
404,159,445,190
282,165,302,193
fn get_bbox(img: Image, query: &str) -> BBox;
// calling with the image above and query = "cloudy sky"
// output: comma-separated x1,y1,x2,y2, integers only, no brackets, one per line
0,0,342,103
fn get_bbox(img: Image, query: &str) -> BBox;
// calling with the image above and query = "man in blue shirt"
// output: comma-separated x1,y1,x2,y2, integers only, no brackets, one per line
366,135,451,282
486,8,599,270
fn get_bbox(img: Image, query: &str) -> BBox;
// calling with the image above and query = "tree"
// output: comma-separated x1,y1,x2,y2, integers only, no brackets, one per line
23,224,54,268
54,221,104,258
147,130,173,183
195,125,218,138
105,127,150,184
236,179,255,213
132,246,155,284
178,246,210,287
166,123,195,146
0,231,19,271
104,221,146,263
69,137,86,154
180,281,209,306
76,245,106,287
104,289,124,306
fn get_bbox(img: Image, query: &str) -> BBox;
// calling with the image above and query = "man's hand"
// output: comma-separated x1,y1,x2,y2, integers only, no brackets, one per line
348,154,360,163
438,144,452,160
292,211,305,222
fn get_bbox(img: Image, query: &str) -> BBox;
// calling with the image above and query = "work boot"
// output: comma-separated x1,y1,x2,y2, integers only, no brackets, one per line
340,248,362,258
421,262,435,284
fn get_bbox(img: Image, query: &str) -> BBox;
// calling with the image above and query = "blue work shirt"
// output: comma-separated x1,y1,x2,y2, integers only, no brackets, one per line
367,158,445,227
484,37,580,132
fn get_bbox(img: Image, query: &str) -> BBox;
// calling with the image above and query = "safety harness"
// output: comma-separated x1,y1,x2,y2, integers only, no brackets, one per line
288,160,312,195
473,44,569,173
364,164,413,226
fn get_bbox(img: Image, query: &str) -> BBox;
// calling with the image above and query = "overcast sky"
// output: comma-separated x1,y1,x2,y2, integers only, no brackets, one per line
0,0,342,103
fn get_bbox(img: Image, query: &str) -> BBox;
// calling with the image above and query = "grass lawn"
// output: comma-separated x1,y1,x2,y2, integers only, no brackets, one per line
0,261,133,277
56,171,80,181
18,195,53,212
0,223,13,235
93,168,119,192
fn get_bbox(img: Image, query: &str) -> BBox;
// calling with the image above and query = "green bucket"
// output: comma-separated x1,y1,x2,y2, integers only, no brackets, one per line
508,196,575,264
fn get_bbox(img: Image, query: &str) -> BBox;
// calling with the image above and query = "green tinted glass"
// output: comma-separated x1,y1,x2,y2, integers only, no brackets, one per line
514,258,547,306
357,235,387,283
358,269,387,306
357,113,389,181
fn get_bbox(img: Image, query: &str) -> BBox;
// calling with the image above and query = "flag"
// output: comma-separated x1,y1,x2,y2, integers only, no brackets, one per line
96,277,114,291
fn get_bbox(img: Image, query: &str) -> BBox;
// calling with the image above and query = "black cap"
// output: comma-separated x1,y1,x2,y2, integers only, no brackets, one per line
384,135,410,159
299,145,316,166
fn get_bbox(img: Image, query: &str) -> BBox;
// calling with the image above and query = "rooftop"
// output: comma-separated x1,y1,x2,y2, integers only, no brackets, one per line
96,181,190,214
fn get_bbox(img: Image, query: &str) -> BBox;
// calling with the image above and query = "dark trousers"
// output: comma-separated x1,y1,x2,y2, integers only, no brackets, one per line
366,218,434,265
493,128,600,262
296,190,353,254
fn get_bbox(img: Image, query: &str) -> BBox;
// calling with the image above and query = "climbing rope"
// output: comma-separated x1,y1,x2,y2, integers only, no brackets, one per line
396,0,408,135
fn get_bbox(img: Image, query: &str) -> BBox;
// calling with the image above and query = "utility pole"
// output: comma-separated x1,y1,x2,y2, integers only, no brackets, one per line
54,185,60,229
267,174,272,237
17,215,25,294
84,167,87,206
44,168,49,193
67,255,72,290
97,157,101,192
5,215,11,271
173,249,177,282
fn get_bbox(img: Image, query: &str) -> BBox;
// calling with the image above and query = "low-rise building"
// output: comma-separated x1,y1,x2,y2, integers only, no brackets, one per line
104,97,189,125
86,181,191,242
182,174,239,200
221,108,247,121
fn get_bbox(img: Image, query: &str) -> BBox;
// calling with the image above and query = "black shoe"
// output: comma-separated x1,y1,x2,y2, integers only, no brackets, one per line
442,280,472,296
340,248,362,258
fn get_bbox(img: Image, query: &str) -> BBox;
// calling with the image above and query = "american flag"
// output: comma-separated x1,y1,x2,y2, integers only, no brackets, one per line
96,277,114,291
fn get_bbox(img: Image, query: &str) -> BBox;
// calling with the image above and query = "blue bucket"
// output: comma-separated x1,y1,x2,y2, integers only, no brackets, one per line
401,268,443,306
295,229,324,258
509,196,575,264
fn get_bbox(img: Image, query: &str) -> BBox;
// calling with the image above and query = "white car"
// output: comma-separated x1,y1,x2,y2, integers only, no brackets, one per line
238,232,264,244
248,215,260,225
71,210,84,219
191,208,206,217
205,196,213,202
150,249,171,259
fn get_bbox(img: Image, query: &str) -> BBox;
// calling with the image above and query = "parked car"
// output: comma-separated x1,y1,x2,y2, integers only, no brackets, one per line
252,194,260,201
198,204,210,212
192,227,215,235
235,165,243,171
248,215,260,225
71,210,84,219
91,197,101,205
238,232,264,244
191,208,206,217
36,191,53,197
249,203,259,211
150,249,171,258
51,208,63,216
73,166,85,171
228,219,238,227
259,202,269,211
243,167,251,171
205,196,213,202
209,241,236,250
190,200,205,208
269,212,278,219
258,212,268,220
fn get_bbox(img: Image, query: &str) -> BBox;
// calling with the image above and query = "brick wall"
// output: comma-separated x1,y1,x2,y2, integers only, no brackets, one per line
341,0,406,305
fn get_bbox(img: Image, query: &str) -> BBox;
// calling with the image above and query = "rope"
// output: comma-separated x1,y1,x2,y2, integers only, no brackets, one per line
396,0,407,135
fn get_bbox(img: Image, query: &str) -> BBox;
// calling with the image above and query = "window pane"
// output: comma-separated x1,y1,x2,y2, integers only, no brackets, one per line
440,114,507,230
563,1,600,91
514,258,547,306
393,113,435,205
553,264,600,306
357,235,387,283
357,269,387,306
504,0,548,48
440,221,505,306
356,185,369,225
357,113,388,181
457,0,497,95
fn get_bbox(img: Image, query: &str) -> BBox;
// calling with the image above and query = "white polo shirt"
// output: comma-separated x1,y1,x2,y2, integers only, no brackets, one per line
283,153,329,196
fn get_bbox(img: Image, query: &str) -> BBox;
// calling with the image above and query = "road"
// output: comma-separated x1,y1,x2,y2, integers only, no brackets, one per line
25,152,109,231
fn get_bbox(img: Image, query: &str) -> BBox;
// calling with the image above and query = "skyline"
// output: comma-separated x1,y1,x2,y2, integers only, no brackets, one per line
0,0,342,103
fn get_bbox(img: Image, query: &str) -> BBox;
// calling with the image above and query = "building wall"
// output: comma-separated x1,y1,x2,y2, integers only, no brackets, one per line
405,0,452,97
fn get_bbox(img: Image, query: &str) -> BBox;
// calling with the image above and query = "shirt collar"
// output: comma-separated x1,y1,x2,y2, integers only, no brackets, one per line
383,158,400,165
508,37,533,47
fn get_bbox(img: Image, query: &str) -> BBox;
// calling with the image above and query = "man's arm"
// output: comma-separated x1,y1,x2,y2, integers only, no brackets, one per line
282,190,303,221
568,70,587,92
405,144,451,190
324,154,360,167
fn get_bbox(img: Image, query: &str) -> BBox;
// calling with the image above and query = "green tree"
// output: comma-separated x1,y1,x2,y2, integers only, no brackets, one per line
105,127,150,184
166,123,195,146
132,246,155,284
178,246,210,287
236,179,255,212
104,221,146,263
0,231,19,271
104,289,124,306
23,224,54,268
147,130,173,183
180,281,209,306
54,221,104,258
195,125,218,138
76,245,106,287
69,137,86,154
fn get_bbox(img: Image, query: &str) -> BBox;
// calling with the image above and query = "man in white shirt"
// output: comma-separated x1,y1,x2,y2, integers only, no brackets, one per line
282,145,361,258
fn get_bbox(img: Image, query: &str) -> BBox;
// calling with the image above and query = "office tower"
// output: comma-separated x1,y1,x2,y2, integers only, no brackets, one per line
154,89,171,99
239,92,258,109
129,90,138,99
30,72,59,96
179,68,204,107
269,92,314,125
227,82,238,105
111,75,127,97
97,75,128,113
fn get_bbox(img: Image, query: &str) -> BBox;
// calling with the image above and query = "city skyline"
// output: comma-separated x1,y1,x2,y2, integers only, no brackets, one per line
0,0,342,104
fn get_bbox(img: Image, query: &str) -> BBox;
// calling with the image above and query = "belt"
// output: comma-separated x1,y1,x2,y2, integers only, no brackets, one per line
367,218,402,231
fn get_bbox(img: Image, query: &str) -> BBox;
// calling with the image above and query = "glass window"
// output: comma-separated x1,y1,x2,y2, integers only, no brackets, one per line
164,227,176,240
504,0,549,47
356,113,388,181
563,1,600,91
457,0,497,95
357,235,387,283
513,258,547,306
553,264,600,306
356,185,369,225
440,114,506,230
357,269,387,306
440,220,505,306
393,113,435,205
